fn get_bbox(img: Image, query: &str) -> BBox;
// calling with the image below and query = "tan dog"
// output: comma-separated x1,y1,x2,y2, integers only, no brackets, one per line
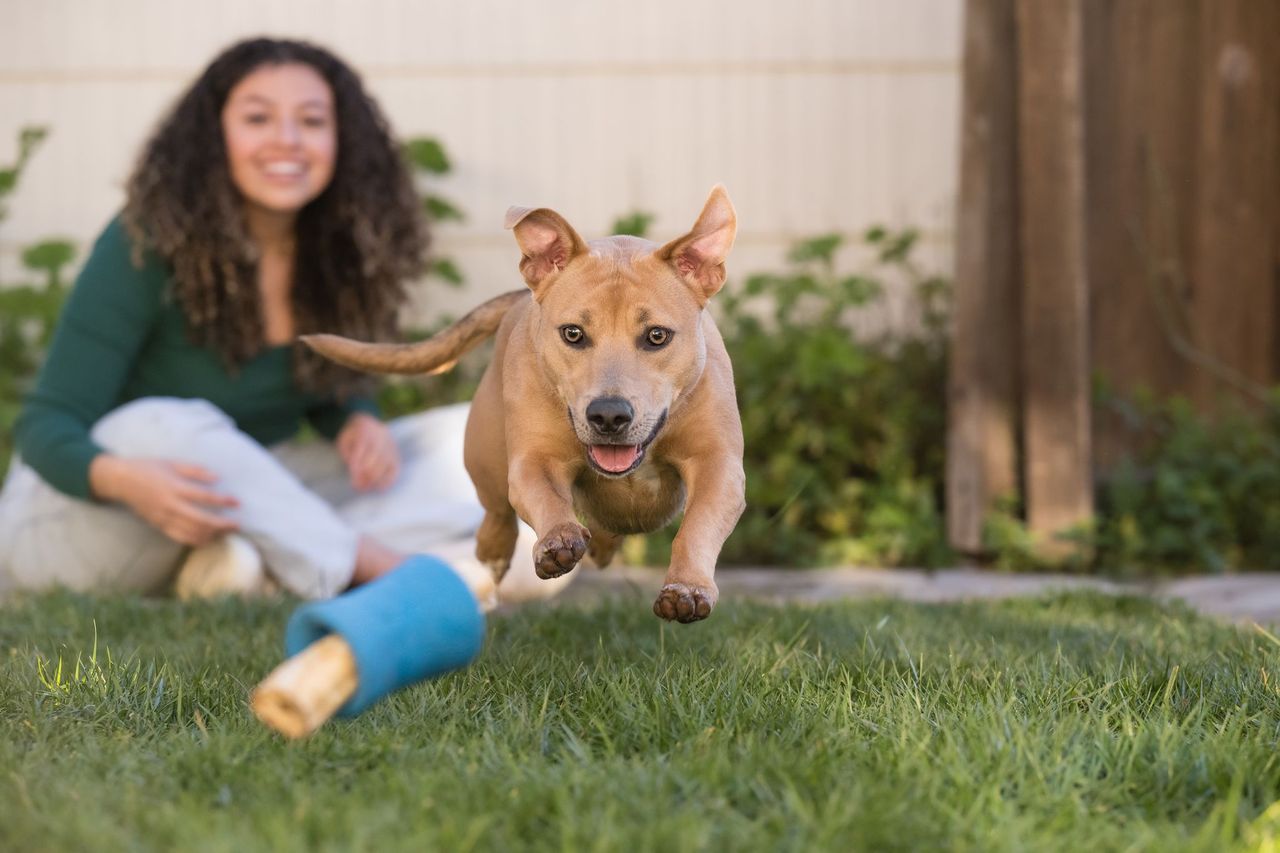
303,186,744,622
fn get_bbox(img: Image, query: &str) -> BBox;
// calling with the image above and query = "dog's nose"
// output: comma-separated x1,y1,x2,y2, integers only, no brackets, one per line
586,397,634,434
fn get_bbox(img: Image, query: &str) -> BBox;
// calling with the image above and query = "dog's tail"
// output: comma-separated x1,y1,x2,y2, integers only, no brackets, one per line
301,289,528,375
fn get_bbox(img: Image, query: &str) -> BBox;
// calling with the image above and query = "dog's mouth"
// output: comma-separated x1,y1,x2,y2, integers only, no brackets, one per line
578,410,667,478
588,444,642,474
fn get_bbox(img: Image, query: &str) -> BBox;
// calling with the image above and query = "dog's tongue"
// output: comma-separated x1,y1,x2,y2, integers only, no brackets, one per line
590,444,640,473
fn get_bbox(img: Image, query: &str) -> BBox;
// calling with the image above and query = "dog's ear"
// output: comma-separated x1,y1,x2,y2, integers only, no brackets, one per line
657,185,737,305
504,205,588,297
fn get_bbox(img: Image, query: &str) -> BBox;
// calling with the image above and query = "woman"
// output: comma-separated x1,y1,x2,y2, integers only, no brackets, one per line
0,37,557,602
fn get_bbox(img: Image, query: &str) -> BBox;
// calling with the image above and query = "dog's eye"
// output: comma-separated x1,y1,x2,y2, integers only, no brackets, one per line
560,325,585,346
645,327,672,348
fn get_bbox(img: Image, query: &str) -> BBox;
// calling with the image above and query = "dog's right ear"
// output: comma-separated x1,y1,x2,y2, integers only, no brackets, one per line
504,206,588,297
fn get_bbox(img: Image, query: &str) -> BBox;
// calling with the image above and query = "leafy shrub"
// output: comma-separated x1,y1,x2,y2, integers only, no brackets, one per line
0,128,74,479
610,211,655,237
714,228,952,566
403,135,467,288
979,391,1280,575
1088,393,1280,573
376,137,486,416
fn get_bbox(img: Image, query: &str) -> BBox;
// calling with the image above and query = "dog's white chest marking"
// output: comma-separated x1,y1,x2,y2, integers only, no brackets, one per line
575,457,685,535
627,457,664,499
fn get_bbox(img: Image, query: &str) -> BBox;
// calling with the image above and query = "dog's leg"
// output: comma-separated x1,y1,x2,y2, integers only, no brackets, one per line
474,508,519,582
653,454,745,623
508,454,590,580
584,523,624,570
464,364,518,584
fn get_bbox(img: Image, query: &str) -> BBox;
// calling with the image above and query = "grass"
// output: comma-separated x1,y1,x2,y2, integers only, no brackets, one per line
3,589,1280,852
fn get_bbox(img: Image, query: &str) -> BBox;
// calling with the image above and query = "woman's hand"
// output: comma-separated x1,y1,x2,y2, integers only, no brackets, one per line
89,455,240,546
336,412,400,492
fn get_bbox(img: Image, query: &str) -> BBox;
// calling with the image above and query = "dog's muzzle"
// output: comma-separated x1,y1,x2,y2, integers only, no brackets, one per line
574,401,667,477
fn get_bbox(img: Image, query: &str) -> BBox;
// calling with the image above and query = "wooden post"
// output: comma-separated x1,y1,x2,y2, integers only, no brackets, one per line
1015,0,1094,555
947,0,1021,554
1083,0,1201,469
1187,0,1280,409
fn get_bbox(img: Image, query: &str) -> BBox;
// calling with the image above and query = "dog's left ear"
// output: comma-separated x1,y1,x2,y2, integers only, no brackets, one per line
657,185,737,305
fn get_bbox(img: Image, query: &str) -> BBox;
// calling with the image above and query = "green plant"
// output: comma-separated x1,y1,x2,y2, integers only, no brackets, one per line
21,239,75,290
980,388,1280,575
372,137,485,417
716,228,952,566
0,127,46,220
610,210,655,237
403,136,466,287
1088,392,1280,574
0,128,73,478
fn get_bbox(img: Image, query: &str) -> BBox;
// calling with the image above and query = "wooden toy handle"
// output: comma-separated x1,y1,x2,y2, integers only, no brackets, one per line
251,634,359,739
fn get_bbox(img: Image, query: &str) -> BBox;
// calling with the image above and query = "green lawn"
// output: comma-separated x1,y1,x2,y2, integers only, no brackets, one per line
3,589,1280,852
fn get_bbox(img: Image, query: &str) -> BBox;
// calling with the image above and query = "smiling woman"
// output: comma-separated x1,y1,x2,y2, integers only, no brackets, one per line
222,64,338,230
221,62,338,347
0,37,564,606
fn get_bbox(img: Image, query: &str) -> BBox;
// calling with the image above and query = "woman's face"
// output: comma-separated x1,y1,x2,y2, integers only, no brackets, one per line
221,62,337,217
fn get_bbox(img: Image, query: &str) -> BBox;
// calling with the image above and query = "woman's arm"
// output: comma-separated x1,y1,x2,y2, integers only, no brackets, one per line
13,217,164,499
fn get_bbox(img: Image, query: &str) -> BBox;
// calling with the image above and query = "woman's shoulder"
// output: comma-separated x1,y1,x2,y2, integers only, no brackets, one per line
84,213,170,284
92,213,156,263
67,212,173,312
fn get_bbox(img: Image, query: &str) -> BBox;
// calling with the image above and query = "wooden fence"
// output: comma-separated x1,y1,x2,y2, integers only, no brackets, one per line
947,0,1280,555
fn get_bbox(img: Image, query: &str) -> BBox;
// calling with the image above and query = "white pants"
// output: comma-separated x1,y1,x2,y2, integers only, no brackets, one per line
0,398,564,602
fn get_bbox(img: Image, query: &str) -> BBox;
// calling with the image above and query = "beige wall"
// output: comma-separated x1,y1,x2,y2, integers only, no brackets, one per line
0,0,961,328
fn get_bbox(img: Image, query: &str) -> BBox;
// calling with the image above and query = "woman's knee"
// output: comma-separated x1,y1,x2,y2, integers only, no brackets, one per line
388,402,473,487
388,402,470,449
91,397,234,456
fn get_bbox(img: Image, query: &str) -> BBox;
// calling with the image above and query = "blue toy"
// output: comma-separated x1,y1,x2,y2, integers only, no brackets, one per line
252,555,487,737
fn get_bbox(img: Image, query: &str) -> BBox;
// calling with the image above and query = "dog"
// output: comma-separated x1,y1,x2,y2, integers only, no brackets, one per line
303,186,745,622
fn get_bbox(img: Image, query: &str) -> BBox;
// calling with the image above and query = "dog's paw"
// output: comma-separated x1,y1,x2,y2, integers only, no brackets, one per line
533,522,591,579
652,582,717,623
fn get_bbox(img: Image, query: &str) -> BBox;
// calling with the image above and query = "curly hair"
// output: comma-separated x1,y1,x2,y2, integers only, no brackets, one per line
123,37,427,395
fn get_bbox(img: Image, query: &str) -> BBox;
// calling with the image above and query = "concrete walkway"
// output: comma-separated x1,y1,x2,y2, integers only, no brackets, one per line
559,565,1280,624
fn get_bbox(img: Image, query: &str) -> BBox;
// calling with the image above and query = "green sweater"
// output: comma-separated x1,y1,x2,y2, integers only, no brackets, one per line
14,216,378,500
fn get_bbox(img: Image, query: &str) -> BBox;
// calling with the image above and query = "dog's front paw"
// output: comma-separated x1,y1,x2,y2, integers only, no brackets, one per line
653,582,717,623
533,522,591,579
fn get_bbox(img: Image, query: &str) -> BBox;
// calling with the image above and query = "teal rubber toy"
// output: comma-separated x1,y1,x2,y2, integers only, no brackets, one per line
284,555,485,716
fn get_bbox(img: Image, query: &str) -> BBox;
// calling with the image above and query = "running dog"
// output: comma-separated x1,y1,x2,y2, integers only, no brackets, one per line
303,186,744,622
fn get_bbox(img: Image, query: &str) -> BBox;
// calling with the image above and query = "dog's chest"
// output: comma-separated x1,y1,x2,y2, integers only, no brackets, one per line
574,458,685,535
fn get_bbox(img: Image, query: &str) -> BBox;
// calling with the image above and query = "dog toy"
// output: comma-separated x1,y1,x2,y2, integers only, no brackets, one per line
251,555,491,738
